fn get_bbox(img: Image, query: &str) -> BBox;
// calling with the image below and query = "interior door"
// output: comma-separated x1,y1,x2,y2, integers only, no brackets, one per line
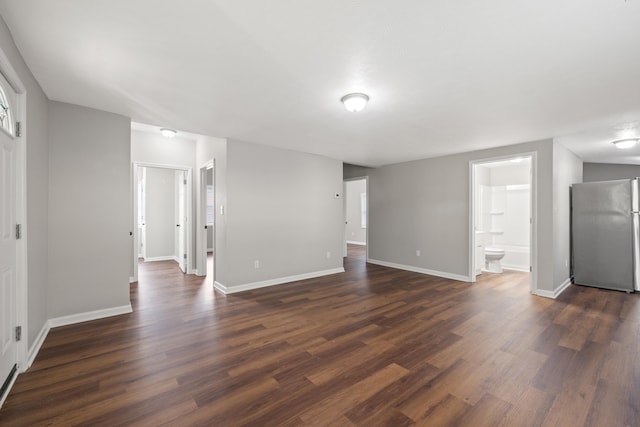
0,109,17,396
177,170,186,273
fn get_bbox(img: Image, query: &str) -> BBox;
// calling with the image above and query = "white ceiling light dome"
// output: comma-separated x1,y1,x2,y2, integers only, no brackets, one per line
341,93,370,112
612,138,638,149
160,128,177,138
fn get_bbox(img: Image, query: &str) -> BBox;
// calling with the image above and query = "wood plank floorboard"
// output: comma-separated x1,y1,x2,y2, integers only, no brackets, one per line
2,245,640,426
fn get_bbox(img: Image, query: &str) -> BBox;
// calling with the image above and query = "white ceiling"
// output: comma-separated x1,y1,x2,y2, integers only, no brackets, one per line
1,0,639,167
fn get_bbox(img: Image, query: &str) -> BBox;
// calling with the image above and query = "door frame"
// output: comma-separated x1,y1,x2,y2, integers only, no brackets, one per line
469,152,537,294
132,162,193,282
343,176,369,261
196,160,214,280
0,45,27,391
176,170,187,272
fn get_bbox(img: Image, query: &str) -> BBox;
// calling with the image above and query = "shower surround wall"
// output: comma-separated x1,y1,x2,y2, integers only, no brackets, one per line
479,162,531,271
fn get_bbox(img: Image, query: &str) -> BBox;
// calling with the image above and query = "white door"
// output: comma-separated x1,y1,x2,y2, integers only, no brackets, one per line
177,171,186,273
0,80,17,393
137,167,146,259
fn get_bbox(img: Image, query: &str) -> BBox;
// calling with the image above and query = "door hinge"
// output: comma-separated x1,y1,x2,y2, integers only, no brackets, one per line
15,224,22,240
530,266,532,272
183,179,187,185
15,326,21,342
15,121,21,137
183,253,187,259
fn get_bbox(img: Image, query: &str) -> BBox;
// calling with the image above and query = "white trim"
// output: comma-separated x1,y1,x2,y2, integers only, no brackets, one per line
343,176,369,262
0,44,29,374
214,268,346,294
27,322,49,368
367,259,471,282
346,240,366,246
197,160,215,280
502,265,531,272
129,276,137,283
132,161,194,282
469,152,538,296
0,368,18,408
533,278,572,299
142,256,177,262
48,304,133,328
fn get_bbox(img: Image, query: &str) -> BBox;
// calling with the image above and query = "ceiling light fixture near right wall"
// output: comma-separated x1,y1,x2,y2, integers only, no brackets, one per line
612,138,639,149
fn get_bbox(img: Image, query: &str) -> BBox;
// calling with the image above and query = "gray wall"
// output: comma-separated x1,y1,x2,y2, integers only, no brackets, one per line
144,167,176,259
553,143,583,287
0,15,49,348
367,139,558,292
583,162,640,182
48,101,131,318
345,179,367,244
343,163,372,180
219,140,343,288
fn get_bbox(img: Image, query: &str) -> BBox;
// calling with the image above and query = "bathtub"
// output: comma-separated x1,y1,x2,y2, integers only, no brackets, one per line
498,244,530,272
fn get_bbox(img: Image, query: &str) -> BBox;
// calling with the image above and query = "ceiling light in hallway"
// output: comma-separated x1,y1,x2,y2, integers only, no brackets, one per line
160,128,177,138
341,93,369,112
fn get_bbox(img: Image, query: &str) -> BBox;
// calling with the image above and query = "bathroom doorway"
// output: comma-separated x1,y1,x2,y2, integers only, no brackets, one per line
470,154,536,293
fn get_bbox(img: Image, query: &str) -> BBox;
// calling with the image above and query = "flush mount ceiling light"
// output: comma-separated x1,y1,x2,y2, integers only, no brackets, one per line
341,93,370,112
612,138,638,149
160,128,177,138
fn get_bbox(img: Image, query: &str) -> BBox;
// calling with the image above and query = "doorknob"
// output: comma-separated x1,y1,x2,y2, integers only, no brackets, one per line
176,224,180,227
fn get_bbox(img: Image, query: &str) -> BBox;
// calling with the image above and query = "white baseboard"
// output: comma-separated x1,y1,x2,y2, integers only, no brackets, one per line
0,366,18,408
367,259,471,282
143,256,176,262
533,278,572,299
27,322,50,368
214,267,345,295
19,303,134,378
346,241,366,246
129,276,138,283
48,303,133,328
502,264,530,272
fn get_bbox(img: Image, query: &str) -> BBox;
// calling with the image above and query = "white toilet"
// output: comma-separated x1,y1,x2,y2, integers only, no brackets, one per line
485,247,505,273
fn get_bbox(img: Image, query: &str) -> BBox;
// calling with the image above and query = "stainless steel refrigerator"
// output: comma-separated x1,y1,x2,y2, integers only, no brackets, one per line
571,178,640,292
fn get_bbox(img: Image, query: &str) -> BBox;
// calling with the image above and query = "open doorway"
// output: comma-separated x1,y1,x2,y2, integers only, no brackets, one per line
344,177,368,263
132,163,192,282
470,154,536,293
197,160,215,286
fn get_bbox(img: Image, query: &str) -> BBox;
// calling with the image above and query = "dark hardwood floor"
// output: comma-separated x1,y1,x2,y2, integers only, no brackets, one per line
1,245,639,426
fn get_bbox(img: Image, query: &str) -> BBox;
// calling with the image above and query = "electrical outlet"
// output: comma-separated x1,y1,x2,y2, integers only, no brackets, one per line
254,260,259,269
565,258,568,267
326,251,331,259
416,250,421,257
